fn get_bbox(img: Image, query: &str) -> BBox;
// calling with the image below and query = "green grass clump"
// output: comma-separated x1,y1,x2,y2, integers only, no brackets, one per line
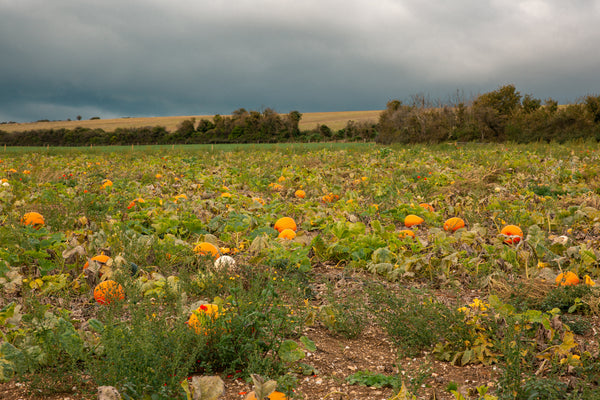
367,285,470,358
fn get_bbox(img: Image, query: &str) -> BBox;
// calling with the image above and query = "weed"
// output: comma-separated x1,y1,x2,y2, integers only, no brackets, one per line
319,285,367,339
561,314,592,335
367,285,471,358
541,285,593,314
446,381,459,392
398,361,432,396
88,295,202,399
346,370,403,389
519,378,567,400
495,315,540,400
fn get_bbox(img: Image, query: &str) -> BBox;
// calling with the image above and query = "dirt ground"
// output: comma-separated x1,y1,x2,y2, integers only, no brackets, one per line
0,322,496,400
1,265,597,400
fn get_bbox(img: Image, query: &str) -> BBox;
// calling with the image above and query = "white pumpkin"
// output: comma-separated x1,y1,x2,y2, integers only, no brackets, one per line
214,255,236,270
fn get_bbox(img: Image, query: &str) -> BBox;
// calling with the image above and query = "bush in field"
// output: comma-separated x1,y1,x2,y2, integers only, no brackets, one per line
0,126,171,146
377,98,459,144
585,94,600,123
197,108,303,143
337,120,378,141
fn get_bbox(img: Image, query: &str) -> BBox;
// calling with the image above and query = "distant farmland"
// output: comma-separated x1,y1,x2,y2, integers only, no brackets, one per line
2,110,383,133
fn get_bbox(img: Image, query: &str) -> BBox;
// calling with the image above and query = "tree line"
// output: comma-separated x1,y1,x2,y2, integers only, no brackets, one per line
377,85,600,144
0,108,377,146
1,86,600,146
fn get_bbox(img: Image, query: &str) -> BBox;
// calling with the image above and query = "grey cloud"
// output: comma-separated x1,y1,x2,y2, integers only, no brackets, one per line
1,0,599,122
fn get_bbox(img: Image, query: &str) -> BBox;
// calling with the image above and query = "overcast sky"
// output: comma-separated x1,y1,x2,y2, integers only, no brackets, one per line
1,0,600,123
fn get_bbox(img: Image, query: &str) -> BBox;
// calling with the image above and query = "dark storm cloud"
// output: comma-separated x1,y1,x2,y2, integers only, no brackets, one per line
1,0,599,122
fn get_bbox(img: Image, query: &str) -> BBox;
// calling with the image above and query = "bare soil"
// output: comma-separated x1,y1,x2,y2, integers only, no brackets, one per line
1,265,598,400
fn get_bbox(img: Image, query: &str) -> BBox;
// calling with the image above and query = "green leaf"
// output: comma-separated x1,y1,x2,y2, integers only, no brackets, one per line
88,318,105,333
0,358,16,383
372,247,394,264
346,370,401,389
0,260,9,277
580,249,597,266
450,390,467,400
278,340,305,363
0,342,27,375
460,349,473,366
370,219,384,235
299,336,316,352
0,302,16,325
297,362,319,376
37,259,58,275
57,318,84,358
488,295,515,316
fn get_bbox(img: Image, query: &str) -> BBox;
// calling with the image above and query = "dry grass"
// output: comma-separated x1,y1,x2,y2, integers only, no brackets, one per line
488,277,555,304
1,110,382,133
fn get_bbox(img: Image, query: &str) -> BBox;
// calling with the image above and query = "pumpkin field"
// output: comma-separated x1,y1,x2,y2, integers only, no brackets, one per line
1,142,600,399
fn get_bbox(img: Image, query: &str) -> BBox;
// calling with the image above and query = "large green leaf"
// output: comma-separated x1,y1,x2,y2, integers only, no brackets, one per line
278,340,305,363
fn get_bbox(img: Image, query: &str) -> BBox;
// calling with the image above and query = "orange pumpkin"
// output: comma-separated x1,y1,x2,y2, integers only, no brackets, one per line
83,254,112,270
443,217,465,232
419,203,435,212
500,225,523,244
94,280,125,304
245,391,288,400
194,242,220,259
21,212,45,229
321,193,339,203
294,190,306,199
398,229,415,239
404,214,424,227
555,271,580,286
274,217,297,233
278,228,297,240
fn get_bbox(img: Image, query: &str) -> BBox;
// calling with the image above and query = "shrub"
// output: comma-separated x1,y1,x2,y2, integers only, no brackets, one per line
367,285,470,357
540,285,593,314
90,295,203,399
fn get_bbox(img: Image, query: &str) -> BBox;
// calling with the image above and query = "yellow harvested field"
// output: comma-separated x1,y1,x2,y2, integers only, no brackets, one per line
298,110,382,131
1,110,382,133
